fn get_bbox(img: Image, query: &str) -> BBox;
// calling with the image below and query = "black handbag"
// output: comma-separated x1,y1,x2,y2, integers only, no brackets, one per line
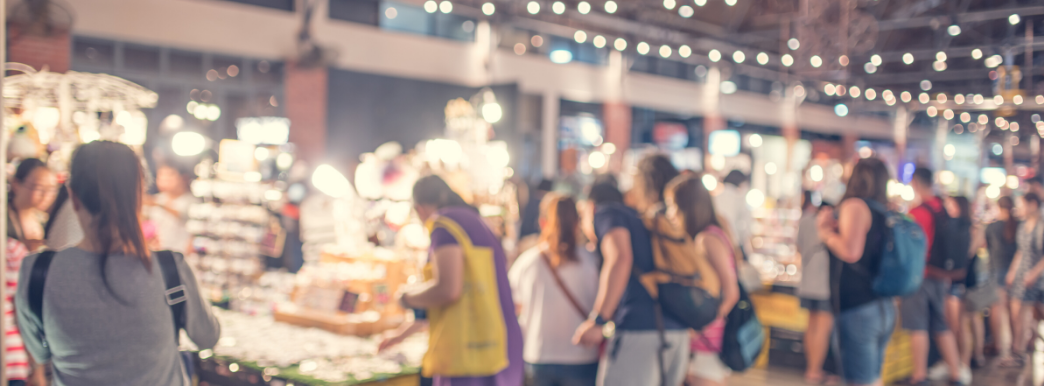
717,282,765,372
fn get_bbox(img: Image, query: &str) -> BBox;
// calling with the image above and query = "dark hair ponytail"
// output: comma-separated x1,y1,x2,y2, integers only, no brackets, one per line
69,141,151,284
412,175,475,212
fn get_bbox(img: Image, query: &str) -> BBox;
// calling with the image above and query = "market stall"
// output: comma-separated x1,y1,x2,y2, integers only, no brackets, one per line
176,93,520,385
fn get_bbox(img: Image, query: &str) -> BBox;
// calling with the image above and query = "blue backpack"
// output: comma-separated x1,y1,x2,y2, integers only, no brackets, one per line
864,199,927,297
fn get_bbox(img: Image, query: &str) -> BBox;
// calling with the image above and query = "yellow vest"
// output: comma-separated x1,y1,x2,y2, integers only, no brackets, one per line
422,216,509,377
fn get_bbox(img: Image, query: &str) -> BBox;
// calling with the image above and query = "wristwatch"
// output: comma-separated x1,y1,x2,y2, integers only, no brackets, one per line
592,314,616,339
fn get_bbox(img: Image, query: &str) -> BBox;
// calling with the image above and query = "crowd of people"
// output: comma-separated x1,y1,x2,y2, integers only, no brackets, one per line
2,140,1042,386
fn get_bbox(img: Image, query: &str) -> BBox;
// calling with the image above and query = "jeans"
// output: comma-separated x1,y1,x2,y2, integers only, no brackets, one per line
836,299,896,385
525,363,598,386
598,330,690,386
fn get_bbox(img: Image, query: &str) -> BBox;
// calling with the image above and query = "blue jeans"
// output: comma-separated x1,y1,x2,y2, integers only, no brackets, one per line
526,362,598,386
836,299,896,385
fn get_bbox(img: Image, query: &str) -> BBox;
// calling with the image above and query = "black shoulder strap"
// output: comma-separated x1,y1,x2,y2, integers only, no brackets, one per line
28,251,57,324
155,251,187,344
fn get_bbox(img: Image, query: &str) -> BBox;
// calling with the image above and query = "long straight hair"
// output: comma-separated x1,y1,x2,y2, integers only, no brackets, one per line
951,196,972,223
666,173,720,239
69,141,150,275
998,196,1016,242
841,158,890,204
635,154,679,206
539,193,580,267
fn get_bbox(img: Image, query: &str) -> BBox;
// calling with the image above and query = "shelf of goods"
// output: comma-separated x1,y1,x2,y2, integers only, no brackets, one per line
749,207,802,286
183,309,425,386
186,178,275,307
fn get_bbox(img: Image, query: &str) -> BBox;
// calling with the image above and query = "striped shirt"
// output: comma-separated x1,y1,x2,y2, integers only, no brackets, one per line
5,239,29,380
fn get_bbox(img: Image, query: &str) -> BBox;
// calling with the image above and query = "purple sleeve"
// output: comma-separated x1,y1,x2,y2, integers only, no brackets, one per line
430,227,460,249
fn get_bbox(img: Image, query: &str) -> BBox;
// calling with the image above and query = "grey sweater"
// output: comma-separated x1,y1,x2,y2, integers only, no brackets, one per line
15,248,220,386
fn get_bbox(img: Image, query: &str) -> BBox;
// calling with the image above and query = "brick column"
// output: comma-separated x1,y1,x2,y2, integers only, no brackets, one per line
7,26,70,73
284,63,328,164
603,101,631,173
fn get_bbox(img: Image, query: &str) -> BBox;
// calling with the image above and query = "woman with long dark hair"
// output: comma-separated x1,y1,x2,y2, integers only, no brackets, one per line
509,193,600,386
1005,192,1044,368
15,141,220,385
379,175,523,386
988,196,1018,365
816,158,896,386
665,174,739,386
8,158,58,250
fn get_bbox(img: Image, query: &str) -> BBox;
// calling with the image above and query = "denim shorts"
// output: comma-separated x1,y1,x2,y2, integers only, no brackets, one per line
836,299,897,385
900,278,950,332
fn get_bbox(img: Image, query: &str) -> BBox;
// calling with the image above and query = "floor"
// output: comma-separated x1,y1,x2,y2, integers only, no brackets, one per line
731,359,1037,386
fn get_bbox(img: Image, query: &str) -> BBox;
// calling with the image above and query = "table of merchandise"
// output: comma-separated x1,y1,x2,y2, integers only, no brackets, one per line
184,309,426,386
750,287,912,384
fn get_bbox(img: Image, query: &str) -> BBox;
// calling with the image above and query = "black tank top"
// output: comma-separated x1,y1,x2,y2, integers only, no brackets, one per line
829,198,888,312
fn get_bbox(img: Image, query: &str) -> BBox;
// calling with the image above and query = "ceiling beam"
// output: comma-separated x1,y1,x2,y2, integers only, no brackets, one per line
877,5,1044,31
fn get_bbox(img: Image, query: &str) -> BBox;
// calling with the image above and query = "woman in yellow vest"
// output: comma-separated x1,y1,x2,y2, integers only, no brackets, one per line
379,175,524,386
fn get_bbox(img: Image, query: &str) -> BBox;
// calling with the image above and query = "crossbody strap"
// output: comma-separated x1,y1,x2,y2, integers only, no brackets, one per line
539,251,589,319
155,251,187,344
28,250,57,347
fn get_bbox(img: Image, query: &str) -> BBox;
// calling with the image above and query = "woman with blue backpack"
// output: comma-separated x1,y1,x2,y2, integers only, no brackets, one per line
816,158,902,386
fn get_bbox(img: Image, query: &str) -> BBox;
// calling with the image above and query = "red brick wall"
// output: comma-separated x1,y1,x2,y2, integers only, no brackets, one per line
284,63,328,164
7,26,70,73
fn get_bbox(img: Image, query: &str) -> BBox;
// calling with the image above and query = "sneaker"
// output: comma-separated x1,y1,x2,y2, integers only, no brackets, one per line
958,366,972,385
927,362,950,381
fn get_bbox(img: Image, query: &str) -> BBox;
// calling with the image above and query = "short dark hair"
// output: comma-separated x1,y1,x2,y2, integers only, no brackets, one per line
723,170,748,187
537,179,554,192
912,167,933,187
635,154,679,204
1026,192,1041,207
588,179,624,206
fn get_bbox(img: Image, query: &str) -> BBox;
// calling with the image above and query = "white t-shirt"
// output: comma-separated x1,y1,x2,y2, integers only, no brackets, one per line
148,193,197,253
714,185,752,250
508,246,600,365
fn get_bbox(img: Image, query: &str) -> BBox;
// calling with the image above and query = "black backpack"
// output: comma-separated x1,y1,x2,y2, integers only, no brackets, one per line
28,250,189,346
925,200,972,278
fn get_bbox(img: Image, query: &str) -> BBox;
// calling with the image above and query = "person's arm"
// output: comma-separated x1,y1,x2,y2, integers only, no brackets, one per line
1024,258,1044,286
573,227,633,347
701,233,739,320
378,319,430,352
402,245,465,309
818,199,872,263
177,254,221,350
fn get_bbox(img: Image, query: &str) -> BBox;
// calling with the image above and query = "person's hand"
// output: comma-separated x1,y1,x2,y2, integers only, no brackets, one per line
378,331,407,353
1025,272,1040,287
27,368,47,386
816,207,836,237
572,319,605,347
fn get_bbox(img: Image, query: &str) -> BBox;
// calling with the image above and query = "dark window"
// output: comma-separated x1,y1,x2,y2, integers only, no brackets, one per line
169,50,203,77
432,13,476,42
212,56,243,83
219,0,294,11
330,0,380,25
380,2,432,35
252,60,284,84
123,44,160,73
72,38,115,68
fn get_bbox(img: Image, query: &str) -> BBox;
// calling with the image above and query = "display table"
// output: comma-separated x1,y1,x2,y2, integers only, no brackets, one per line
184,309,425,386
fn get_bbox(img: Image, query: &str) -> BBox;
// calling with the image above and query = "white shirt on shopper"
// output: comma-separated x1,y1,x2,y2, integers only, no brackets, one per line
509,246,600,365
149,193,197,253
714,184,752,251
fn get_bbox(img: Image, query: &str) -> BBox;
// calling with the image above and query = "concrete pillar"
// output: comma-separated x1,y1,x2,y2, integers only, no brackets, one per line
702,67,724,165
935,117,948,170
542,91,559,178
894,107,908,162
284,63,329,165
